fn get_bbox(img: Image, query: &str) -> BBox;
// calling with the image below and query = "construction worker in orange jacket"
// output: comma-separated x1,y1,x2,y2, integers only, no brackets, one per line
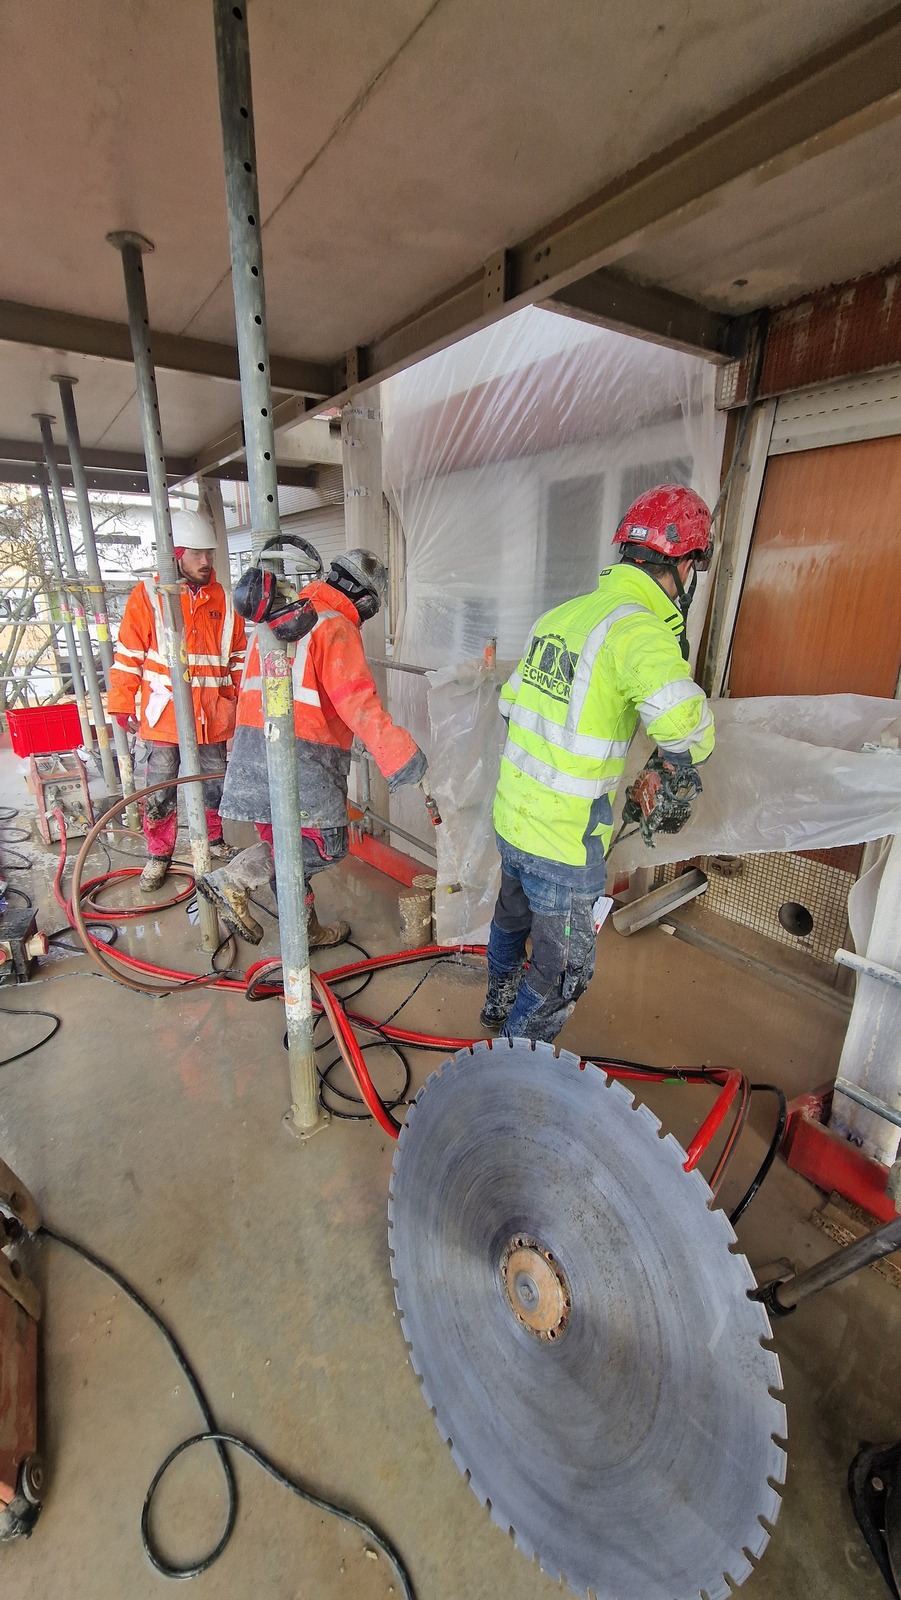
197,548,427,947
107,508,247,892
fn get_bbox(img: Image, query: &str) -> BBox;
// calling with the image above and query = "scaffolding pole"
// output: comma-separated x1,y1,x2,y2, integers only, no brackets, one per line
35,415,114,787
212,0,326,1137
106,232,220,954
35,472,91,737
54,375,137,819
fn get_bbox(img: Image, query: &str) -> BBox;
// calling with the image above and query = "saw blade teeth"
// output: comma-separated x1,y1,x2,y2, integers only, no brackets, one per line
634,1100,662,1134
604,1074,636,1109
700,1574,732,1600
768,1437,789,1485
556,1045,582,1072
723,1552,754,1587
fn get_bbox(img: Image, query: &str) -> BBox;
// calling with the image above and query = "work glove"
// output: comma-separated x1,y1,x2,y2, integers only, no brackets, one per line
114,713,139,734
387,745,428,792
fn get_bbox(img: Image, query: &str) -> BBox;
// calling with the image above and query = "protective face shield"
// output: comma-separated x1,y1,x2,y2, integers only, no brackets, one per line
233,535,323,643
326,548,388,621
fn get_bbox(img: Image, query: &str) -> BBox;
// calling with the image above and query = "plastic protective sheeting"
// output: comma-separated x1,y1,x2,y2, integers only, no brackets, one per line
426,659,502,945
613,694,901,871
423,680,901,945
830,838,901,1166
381,304,721,855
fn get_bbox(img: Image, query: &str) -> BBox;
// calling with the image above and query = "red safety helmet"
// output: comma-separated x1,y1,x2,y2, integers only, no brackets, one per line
614,485,712,568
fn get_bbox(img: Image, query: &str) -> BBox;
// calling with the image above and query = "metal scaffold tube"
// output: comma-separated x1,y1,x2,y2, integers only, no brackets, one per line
106,231,220,954
54,374,138,822
35,472,92,742
211,0,326,1137
35,412,116,791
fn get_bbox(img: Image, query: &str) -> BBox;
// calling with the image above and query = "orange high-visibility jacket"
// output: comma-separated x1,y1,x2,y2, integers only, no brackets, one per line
236,580,416,777
108,575,246,745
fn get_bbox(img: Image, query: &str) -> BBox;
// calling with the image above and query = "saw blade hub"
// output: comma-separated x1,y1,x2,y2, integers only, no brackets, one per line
500,1237,571,1340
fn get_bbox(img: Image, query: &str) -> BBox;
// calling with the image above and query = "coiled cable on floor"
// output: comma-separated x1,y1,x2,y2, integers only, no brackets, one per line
40,1224,416,1595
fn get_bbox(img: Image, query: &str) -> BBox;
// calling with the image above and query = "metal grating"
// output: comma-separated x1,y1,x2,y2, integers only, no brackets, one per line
656,852,855,965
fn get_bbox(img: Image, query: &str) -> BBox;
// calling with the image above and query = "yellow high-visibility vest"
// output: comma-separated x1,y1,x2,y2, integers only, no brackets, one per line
493,563,715,867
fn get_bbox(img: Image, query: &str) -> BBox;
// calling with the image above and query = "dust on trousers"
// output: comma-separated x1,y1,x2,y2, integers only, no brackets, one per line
486,846,600,1044
142,741,226,859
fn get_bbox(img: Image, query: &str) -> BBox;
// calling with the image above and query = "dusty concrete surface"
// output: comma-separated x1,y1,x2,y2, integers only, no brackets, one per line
0,741,898,1600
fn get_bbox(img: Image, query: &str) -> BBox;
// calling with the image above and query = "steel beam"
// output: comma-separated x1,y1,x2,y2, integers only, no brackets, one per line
108,231,220,954
0,437,319,489
0,298,332,396
212,0,326,1138
541,271,747,361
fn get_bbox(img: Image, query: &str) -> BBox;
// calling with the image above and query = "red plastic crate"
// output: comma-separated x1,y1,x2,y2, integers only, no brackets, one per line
6,703,83,757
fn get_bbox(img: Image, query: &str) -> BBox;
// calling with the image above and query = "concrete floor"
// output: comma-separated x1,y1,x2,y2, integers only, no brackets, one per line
1,743,899,1600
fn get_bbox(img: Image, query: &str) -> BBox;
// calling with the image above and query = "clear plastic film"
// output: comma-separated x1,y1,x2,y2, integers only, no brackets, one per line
381,304,721,861
612,695,901,872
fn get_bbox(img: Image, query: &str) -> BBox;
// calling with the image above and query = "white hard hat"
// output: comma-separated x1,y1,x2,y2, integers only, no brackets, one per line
171,508,216,551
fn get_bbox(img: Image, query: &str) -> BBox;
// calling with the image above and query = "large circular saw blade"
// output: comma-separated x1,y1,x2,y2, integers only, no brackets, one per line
388,1039,786,1600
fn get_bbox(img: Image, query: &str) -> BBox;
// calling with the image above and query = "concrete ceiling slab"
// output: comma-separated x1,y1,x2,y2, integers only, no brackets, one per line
616,119,901,313
2,0,900,462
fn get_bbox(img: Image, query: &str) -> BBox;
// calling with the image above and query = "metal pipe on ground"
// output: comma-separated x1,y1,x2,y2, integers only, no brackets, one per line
211,0,325,1137
757,1212,901,1315
34,465,93,751
35,413,119,794
106,233,220,955
53,375,138,824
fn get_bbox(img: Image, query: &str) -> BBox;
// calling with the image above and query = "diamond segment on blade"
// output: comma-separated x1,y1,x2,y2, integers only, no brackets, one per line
388,1039,785,1600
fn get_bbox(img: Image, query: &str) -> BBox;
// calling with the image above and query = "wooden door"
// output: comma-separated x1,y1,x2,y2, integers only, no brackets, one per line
729,436,901,698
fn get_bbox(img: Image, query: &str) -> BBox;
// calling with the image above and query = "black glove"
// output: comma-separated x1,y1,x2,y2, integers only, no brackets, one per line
387,745,428,792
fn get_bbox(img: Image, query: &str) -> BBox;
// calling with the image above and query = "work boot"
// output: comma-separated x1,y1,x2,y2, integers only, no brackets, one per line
196,867,264,945
139,857,171,894
208,839,237,861
307,899,351,950
480,967,524,1031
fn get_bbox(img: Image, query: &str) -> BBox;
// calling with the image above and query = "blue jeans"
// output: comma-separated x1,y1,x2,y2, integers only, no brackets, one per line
487,838,602,1044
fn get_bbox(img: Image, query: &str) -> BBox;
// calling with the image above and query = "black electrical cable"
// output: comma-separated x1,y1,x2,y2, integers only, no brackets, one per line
316,1029,412,1120
0,1007,60,1065
377,953,484,1030
0,884,33,910
728,1083,788,1227
38,1226,416,1595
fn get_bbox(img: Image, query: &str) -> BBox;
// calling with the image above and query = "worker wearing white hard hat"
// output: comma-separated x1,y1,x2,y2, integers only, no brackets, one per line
107,507,247,892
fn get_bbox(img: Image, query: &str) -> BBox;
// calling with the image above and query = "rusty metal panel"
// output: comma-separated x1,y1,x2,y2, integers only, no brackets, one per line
722,262,901,406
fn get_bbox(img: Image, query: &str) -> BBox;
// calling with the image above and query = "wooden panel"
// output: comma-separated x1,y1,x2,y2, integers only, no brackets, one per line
729,436,901,698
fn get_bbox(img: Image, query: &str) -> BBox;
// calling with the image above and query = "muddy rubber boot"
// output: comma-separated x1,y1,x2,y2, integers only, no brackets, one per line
208,839,237,861
196,867,264,945
479,967,523,1031
139,857,171,894
307,897,351,950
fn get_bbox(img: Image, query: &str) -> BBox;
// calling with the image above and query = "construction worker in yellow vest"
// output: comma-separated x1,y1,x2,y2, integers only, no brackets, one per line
482,484,715,1043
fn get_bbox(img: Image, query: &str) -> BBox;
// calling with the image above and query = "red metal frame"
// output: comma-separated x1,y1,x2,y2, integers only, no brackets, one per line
346,808,426,888
782,1084,898,1223
0,1291,38,1513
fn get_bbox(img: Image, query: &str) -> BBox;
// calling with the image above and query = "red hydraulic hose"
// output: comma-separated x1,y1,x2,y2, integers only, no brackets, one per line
682,1070,743,1172
53,794,755,1174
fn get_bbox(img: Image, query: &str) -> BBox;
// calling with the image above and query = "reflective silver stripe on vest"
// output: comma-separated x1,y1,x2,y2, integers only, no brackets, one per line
502,739,617,799
290,632,321,707
221,593,235,668
637,677,705,723
657,700,714,754
507,702,631,762
565,603,646,732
